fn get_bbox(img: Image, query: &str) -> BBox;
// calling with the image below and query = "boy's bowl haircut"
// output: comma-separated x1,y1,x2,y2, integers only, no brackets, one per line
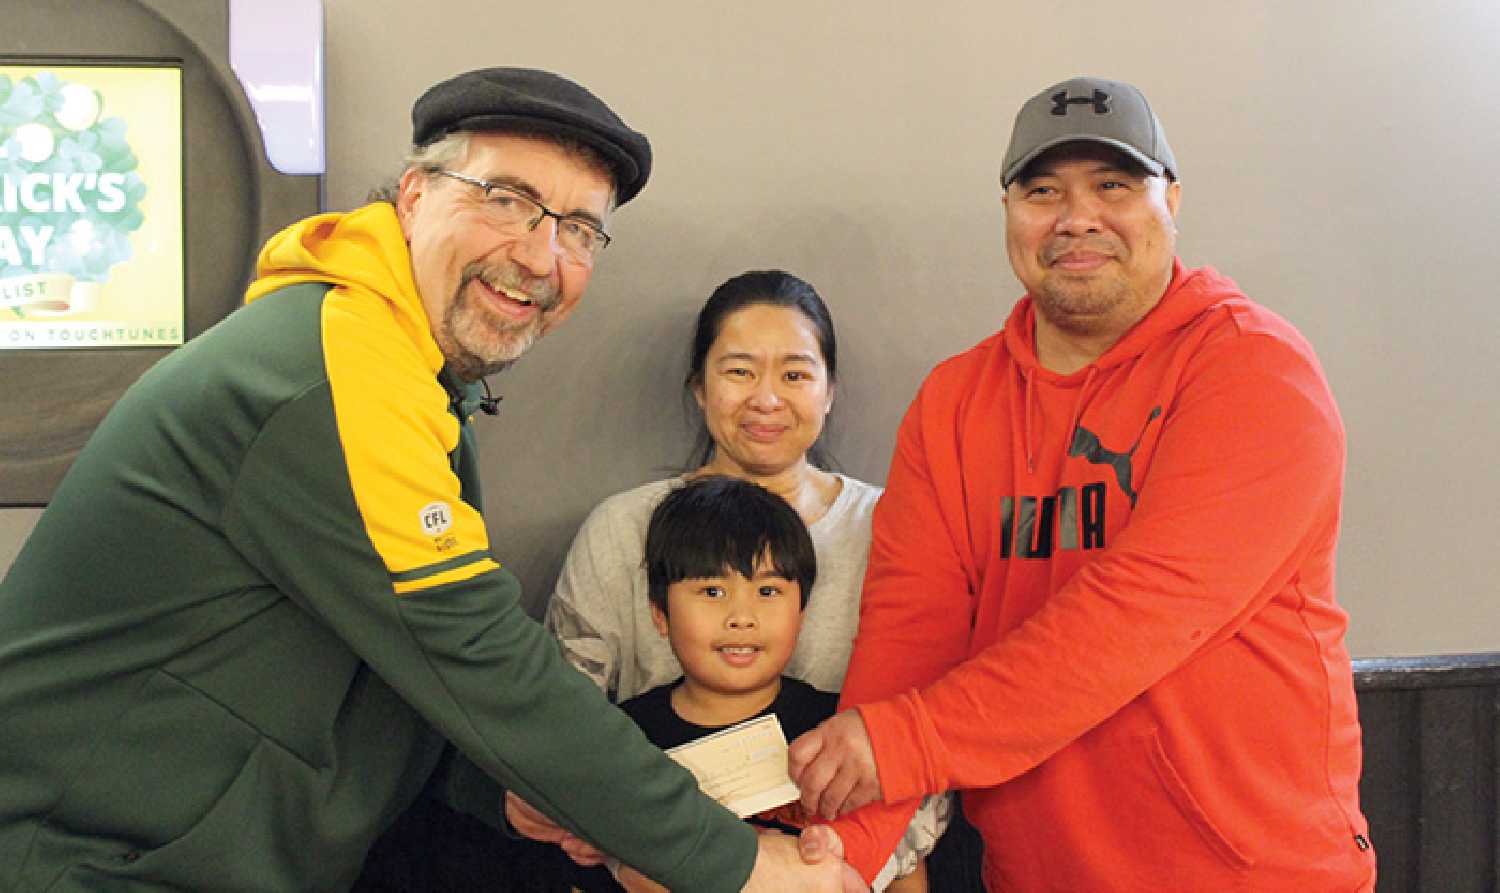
643,476,818,615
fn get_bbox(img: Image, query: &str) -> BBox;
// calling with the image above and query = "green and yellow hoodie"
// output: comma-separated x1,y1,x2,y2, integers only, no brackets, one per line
0,204,755,891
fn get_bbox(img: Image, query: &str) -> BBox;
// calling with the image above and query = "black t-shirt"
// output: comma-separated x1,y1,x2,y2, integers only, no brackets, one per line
621,676,839,751
571,677,839,893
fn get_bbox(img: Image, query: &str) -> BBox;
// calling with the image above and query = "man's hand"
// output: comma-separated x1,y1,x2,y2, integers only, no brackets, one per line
503,790,566,843
799,825,870,893
743,830,862,893
558,834,607,867
503,790,606,866
787,709,883,820
615,824,865,892
616,864,671,893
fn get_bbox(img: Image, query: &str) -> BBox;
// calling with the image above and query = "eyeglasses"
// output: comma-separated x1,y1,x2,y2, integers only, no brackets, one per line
429,168,612,261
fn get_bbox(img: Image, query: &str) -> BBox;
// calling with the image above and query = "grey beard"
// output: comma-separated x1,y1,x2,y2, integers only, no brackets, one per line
434,261,556,380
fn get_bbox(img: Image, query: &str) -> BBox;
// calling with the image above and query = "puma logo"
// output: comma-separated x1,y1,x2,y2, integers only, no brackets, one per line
1069,407,1161,508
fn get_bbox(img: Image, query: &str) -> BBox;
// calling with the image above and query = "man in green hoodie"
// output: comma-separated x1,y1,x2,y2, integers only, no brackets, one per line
0,67,851,892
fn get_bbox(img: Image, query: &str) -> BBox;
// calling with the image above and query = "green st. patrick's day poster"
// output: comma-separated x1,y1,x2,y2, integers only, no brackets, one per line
0,64,184,349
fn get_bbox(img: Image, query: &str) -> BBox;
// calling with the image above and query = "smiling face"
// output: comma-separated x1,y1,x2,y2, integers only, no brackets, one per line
396,133,614,379
1004,142,1181,341
651,559,803,709
694,304,835,479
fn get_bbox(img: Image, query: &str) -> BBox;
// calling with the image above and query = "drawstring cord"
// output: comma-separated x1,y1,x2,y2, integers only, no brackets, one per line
1021,364,1099,475
1023,368,1037,473
1066,366,1099,448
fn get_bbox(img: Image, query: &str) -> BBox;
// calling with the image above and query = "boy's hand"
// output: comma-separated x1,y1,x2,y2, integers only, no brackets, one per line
504,790,606,866
787,709,883,820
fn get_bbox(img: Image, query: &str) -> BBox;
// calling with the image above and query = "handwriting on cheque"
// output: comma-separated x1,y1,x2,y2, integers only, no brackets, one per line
665,714,802,818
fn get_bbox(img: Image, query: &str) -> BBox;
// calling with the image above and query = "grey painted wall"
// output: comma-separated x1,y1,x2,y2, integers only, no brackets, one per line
4,0,1497,658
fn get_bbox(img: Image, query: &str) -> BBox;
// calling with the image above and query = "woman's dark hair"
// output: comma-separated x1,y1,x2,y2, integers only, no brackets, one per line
683,270,838,470
645,475,817,616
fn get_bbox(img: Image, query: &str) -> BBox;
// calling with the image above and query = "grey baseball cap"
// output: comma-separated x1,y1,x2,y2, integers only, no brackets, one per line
1001,77,1176,187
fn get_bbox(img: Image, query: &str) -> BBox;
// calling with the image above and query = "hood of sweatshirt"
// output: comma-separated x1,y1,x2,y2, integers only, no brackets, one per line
1002,258,1248,378
1000,258,1251,471
244,203,444,377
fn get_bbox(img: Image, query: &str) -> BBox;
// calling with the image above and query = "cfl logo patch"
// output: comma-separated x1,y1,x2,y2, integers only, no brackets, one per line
419,501,453,537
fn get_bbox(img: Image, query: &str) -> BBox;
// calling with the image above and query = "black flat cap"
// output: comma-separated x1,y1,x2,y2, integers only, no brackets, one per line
412,67,652,206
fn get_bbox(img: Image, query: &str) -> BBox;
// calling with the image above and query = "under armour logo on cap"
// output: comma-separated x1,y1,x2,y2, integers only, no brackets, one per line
1001,77,1177,186
1051,89,1110,116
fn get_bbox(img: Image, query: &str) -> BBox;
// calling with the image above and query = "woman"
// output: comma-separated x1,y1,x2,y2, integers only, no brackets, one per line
542,270,946,891
547,269,874,700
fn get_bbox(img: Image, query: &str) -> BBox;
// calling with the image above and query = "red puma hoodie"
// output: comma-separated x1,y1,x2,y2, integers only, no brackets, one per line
831,261,1374,891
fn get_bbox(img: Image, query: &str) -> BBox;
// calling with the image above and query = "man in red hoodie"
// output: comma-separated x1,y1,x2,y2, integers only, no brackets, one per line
789,77,1376,891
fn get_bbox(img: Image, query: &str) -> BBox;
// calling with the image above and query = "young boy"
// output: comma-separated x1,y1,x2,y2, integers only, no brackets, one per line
596,475,925,893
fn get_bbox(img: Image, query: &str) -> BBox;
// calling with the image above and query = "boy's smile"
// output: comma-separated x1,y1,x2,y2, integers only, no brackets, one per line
715,644,762,668
651,561,803,726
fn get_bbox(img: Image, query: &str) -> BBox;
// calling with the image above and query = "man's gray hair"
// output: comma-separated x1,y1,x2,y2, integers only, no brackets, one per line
366,128,616,207
366,132,473,204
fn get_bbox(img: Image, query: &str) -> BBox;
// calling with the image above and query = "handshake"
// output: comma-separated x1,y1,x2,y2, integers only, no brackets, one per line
507,791,864,893
509,791,862,892
507,708,884,892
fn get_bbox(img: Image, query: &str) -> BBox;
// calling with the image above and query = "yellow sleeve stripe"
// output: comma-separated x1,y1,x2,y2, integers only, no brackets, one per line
320,287,495,578
391,557,501,595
